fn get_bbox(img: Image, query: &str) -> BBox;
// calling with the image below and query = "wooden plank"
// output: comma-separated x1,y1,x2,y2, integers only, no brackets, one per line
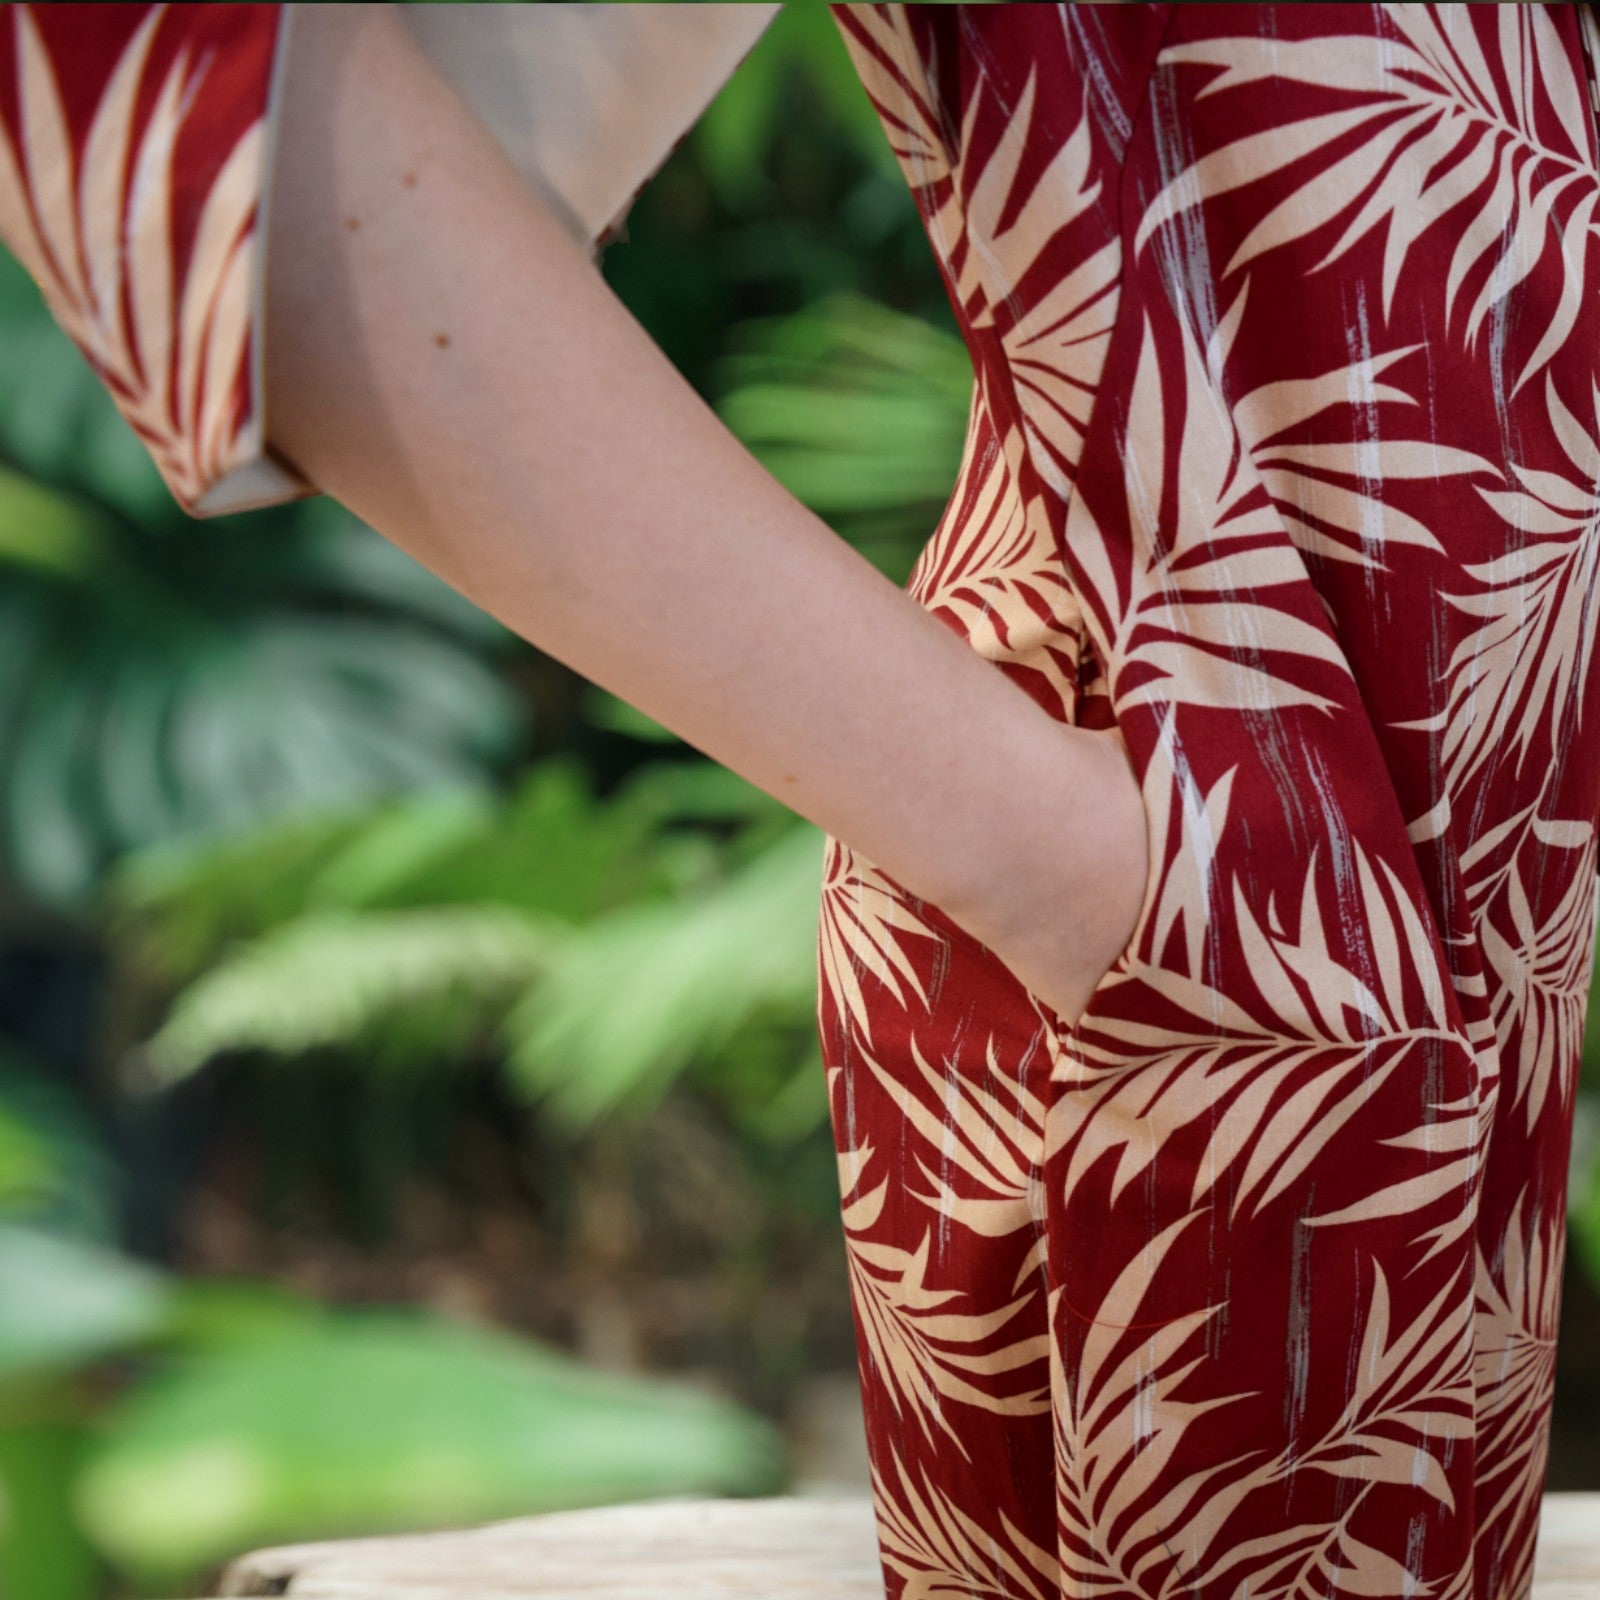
205,1492,1600,1598
215,1496,883,1599
1534,1495,1600,1600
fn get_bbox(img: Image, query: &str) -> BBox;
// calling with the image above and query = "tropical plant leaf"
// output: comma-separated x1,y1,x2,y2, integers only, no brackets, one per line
133,906,561,1088
74,1309,788,1586
505,825,825,1130
713,289,970,528
0,1224,170,1382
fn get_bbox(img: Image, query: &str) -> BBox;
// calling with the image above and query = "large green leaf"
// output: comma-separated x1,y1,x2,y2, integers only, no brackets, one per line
0,1226,170,1382
505,825,825,1130
712,290,970,577
0,1421,102,1600
134,906,560,1088
75,1309,788,1586
108,760,696,990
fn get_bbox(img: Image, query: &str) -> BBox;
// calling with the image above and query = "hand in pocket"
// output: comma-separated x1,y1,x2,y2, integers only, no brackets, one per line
958,723,1151,1033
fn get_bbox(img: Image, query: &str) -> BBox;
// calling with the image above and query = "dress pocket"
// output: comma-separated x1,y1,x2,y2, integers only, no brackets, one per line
1043,715,1165,1054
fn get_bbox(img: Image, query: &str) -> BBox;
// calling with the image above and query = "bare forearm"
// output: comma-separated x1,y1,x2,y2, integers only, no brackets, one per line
263,5,1127,954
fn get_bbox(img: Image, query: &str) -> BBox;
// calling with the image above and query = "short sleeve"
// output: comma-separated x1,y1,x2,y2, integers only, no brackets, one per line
0,2,782,520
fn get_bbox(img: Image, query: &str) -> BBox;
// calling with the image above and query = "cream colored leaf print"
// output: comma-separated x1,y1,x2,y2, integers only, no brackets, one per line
1136,6,1600,394
1051,1213,1276,1596
1471,1183,1565,1600
1395,370,1600,828
1136,1262,1473,1598
1280,1261,1474,1506
1073,306,1352,720
817,836,941,1047
871,1442,1060,1600
1217,277,1504,576
0,6,266,507
835,1137,1050,1456
1477,816,1599,1135
904,378,1090,724
837,6,1122,499
1305,1083,1484,1270
949,62,1119,496
1058,829,1464,1232
863,1029,1047,1245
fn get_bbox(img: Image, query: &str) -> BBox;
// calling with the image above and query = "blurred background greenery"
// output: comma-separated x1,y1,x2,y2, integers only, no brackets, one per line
1,8,1599,1598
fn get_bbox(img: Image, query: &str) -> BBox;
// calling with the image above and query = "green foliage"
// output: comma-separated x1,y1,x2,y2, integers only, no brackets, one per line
0,1050,118,1241
506,823,826,1132
0,1422,101,1600
0,1094,55,1211
714,288,972,537
136,907,558,1088
0,1226,170,1384
109,752,829,1143
1571,984,1600,1284
108,756,709,985
75,1309,788,1588
0,249,525,910
0,1097,789,1596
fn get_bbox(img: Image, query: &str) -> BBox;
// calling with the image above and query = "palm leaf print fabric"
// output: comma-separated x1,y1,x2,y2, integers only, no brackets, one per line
817,6,1600,1599
2,5,1598,1598
0,4,301,515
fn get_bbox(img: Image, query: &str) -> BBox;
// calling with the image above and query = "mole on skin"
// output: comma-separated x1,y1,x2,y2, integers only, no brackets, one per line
402,171,419,189
434,333,450,349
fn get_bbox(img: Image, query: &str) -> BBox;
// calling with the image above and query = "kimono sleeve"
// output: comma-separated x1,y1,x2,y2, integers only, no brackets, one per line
0,2,782,520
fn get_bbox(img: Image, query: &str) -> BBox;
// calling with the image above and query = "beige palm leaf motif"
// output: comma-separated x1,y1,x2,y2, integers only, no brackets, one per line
947,62,1119,499
1474,815,1600,1135
835,6,1121,499
862,1027,1048,1250
1396,370,1600,839
1055,702,1230,1028
869,1440,1061,1600
1136,5,1600,396
817,835,942,1048
1060,826,1468,1235
832,1122,1051,1458
0,6,268,508
1269,1261,1475,1506
1136,1261,1476,1600
1048,1213,1271,1599
904,377,1090,725
1217,275,1505,574
1072,301,1354,720
1470,1183,1567,1600
819,6,1600,1595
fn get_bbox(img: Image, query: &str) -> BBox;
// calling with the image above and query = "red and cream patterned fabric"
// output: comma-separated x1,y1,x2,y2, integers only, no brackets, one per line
816,7,1600,1600
0,1,779,515
0,4,293,515
4,5,1600,1599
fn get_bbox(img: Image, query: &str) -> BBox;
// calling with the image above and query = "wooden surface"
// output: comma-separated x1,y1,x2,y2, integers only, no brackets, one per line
214,1497,883,1599
203,1492,1600,1598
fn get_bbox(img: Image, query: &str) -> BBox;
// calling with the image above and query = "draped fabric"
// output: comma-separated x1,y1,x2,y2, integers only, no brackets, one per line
815,7,1600,1598
2,5,1599,1597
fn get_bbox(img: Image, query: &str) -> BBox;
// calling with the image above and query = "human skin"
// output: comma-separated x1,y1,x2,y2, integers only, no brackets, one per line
261,3,1148,1030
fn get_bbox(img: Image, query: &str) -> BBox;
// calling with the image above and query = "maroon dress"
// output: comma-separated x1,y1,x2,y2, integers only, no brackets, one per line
3,6,1598,1598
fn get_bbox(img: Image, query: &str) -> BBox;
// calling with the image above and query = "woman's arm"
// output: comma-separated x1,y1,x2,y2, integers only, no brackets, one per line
263,3,1146,1028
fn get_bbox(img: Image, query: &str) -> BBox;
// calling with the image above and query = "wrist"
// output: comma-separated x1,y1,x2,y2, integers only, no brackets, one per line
938,715,1147,996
